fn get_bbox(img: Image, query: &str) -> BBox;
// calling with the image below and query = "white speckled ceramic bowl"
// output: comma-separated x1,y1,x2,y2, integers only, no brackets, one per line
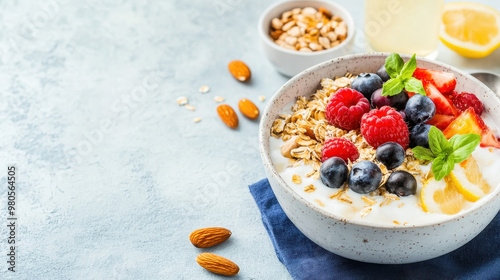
258,0,355,77
259,53,500,264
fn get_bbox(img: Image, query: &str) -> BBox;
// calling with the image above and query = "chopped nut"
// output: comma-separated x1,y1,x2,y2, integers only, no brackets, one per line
304,184,316,193
281,136,300,158
287,26,301,37
214,96,225,103
271,18,283,30
176,96,188,106
292,174,302,184
299,47,313,52
301,7,317,16
199,85,210,93
282,20,296,32
185,104,196,111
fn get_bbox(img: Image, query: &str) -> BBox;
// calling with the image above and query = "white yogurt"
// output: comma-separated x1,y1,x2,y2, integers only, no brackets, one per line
270,125,500,227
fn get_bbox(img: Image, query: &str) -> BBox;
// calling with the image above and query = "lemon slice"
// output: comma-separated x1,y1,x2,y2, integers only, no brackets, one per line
421,176,466,215
447,171,484,202
440,2,500,58
460,156,491,194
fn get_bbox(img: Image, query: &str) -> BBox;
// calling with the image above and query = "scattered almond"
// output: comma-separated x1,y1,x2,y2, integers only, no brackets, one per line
238,98,259,119
199,85,210,93
189,227,231,248
217,104,239,129
196,253,239,276
228,60,251,82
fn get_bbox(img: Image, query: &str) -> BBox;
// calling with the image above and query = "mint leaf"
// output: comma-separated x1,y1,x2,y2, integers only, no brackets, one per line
400,54,417,80
432,154,455,181
428,126,451,156
385,53,404,79
381,77,405,96
404,77,426,95
412,146,436,161
449,133,481,163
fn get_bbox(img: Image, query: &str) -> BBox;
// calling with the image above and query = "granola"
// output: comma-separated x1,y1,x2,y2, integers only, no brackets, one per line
271,75,423,198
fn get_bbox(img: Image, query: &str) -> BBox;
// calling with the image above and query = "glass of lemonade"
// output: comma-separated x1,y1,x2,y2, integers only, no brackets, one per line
364,0,444,58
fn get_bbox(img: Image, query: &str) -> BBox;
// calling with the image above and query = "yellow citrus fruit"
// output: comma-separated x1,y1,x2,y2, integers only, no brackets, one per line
440,2,500,58
421,176,466,215
460,156,491,194
447,171,484,202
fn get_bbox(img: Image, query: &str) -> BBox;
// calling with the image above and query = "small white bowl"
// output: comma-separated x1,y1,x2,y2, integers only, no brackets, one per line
259,53,500,263
258,0,355,77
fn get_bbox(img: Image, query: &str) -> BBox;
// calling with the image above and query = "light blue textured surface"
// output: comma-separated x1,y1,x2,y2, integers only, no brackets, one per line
0,0,499,279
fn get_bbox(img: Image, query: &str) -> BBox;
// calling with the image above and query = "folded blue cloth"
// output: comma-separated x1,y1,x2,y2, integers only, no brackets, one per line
249,179,500,280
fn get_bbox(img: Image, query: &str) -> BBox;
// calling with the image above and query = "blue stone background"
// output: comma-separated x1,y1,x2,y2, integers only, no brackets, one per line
0,0,499,279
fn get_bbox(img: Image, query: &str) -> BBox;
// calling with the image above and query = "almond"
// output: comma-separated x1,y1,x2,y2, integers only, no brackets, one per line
217,104,239,129
281,136,299,158
196,253,239,276
228,60,251,82
238,98,259,119
189,227,232,248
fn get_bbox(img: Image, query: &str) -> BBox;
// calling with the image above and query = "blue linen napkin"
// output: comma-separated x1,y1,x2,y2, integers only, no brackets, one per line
249,179,500,280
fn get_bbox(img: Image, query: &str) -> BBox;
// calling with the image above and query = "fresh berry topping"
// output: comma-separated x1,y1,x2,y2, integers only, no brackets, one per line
398,110,407,122
443,107,500,149
375,142,405,170
325,88,370,130
348,161,382,194
385,171,417,197
452,92,484,115
371,88,409,111
413,68,457,94
410,123,432,148
405,94,436,124
376,65,390,82
351,73,384,100
320,157,348,188
422,81,457,116
426,113,456,131
321,137,360,162
361,106,410,149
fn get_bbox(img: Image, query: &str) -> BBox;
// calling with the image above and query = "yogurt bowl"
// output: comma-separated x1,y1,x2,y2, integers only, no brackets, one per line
259,53,500,264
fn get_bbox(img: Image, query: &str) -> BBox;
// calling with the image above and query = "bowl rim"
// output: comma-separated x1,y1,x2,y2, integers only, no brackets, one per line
259,52,500,229
258,0,356,57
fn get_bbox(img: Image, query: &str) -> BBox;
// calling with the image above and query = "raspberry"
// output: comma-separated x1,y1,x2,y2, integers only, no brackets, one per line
321,137,359,162
360,106,410,149
326,88,370,130
452,92,484,116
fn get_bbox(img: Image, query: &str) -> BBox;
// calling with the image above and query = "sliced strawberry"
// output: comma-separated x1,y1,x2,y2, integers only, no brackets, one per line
427,114,456,130
413,68,457,94
423,81,458,116
405,90,416,98
443,108,500,149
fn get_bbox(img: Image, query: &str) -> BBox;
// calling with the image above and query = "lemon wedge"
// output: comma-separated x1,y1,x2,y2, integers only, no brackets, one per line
421,176,466,215
440,2,500,58
460,156,491,194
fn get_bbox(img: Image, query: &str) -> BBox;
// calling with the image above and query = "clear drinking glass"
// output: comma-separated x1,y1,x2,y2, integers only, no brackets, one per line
364,0,444,58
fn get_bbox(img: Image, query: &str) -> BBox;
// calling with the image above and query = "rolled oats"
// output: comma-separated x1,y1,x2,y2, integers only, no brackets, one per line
199,85,210,93
304,184,316,193
176,96,188,106
292,174,302,184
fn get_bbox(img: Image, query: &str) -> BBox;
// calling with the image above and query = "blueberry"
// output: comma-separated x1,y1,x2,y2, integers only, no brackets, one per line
320,157,348,188
385,171,417,196
376,65,390,82
376,142,405,170
405,94,436,124
371,88,409,111
410,123,432,148
348,161,382,194
351,73,383,100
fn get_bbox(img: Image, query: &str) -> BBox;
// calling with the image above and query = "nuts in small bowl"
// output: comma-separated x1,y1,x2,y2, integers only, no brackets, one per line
259,0,355,77
269,7,348,53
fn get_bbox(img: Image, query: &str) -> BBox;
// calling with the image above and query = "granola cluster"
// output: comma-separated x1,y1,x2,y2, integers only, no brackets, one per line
271,75,424,197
